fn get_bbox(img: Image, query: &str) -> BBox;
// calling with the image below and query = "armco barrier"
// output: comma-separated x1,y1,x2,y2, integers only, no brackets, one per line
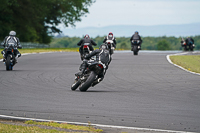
0,41,49,49
21,42,49,48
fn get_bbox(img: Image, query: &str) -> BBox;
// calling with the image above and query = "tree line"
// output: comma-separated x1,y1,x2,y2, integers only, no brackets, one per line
50,35,200,50
0,0,95,44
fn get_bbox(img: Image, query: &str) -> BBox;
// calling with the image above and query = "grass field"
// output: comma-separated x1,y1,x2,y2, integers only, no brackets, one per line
0,48,79,59
170,55,200,73
0,120,103,133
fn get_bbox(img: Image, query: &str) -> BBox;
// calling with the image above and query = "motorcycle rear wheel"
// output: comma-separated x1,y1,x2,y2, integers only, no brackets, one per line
6,56,12,71
79,71,96,92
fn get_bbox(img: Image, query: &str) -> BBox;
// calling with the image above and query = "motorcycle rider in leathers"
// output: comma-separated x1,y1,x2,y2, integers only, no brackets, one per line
130,31,142,50
76,44,111,87
185,37,195,46
77,34,97,59
103,32,117,48
1,31,22,62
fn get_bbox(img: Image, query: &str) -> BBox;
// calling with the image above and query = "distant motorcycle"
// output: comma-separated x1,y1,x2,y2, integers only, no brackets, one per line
81,43,92,60
181,40,195,51
4,43,21,71
131,40,140,55
71,60,106,92
105,40,115,55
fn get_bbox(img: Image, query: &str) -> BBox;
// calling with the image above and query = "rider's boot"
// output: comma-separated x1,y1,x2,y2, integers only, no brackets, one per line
75,67,86,77
1,51,6,62
15,53,21,63
17,53,21,57
138,44,141,50
15,57,18,63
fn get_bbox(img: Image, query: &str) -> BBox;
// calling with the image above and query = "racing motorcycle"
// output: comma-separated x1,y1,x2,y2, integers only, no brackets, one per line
3,44,21,71
71,60,106,92
105,40,115,55
81,43,92,60
131,40,140,55
181,38,195,51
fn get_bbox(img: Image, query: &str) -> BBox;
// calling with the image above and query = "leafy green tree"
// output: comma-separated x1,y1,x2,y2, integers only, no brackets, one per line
157,40,171,50
0,0,95,43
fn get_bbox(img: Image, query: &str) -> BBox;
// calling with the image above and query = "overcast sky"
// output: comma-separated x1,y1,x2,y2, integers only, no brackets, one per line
61,0,200,29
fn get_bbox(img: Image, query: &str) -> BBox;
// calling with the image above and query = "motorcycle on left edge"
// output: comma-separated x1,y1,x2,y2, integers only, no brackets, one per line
3,43,22,71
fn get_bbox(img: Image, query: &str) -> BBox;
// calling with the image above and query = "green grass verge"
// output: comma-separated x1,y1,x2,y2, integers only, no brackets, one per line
0,48,125,60
170,55,200,73
25,120,103,132
0,48,79,60
0,120,103,133
19,48,79,54
0,122,67,133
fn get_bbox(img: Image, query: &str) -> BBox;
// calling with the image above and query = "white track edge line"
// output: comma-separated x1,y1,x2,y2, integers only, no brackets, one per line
166,52,200,76
0,115,195,133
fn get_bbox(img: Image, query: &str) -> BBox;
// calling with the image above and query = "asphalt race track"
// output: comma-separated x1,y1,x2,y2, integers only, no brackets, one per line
0,51,200,132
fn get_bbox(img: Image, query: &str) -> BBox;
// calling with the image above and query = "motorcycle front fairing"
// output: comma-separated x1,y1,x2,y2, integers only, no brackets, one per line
132,40,140,45
131,40,140,50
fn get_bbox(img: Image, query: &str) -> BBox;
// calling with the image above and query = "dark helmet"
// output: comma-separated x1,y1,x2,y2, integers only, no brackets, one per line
9,31,16,36
99,43,108,50
84,34,89,39
108,32,113,38
135,31,139,34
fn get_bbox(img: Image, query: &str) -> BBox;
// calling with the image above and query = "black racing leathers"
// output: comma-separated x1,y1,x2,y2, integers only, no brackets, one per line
80,49,111,86
77,38,97,55
130,34,142,41
185,37,194,45
130,34,142,48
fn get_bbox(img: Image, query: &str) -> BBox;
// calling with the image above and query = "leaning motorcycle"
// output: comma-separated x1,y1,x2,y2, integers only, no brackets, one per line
4,44,21,71
105,40,115,55
131,40,140,55
71,60,106,92
81,43,92,60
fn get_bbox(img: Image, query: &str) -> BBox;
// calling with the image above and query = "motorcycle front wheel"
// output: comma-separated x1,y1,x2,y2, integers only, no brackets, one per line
71,79,81,91
79,71,96,92
133,46,138,55
189,46,194,51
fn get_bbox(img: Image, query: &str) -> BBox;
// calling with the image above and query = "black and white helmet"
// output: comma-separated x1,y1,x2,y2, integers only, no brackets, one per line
9,31,16,36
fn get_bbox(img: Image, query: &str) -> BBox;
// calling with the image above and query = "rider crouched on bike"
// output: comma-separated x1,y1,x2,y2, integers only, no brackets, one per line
1,31,22,62
103,32,117,48
77,34,97,59
185,36,195,47
130,31,142,50
76,44,111,87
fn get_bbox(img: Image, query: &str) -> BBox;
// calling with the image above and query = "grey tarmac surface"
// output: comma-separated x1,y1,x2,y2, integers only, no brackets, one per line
0,51,200,133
